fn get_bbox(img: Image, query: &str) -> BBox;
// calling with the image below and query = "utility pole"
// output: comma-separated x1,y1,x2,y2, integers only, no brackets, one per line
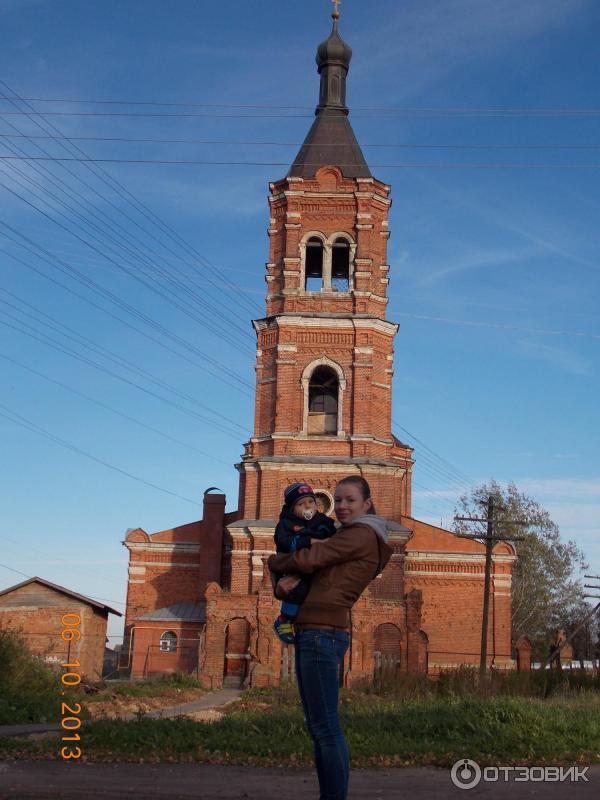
543,574,600,670
541,576,600,670
454,496,527,675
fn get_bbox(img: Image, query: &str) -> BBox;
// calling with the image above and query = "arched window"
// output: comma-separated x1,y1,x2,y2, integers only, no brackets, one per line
315,491,333,515
305,237,324,291
159,630,177,653
331,237,350,292
308,366,339,435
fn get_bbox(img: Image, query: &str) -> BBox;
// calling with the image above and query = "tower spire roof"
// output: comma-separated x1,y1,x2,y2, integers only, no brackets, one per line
288,5,371,179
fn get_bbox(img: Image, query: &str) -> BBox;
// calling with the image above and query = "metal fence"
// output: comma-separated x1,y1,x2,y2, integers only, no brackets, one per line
143,643,199,677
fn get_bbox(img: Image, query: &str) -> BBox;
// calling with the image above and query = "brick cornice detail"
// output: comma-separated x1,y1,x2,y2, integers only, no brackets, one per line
124,542,201,554
253,316,398,336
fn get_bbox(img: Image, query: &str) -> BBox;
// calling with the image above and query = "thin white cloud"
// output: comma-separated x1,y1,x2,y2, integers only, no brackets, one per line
492,214,600,275
417,244,542,287
518,477,600,499
125,170,266,219
407,171,600,279
354,0,592,99
518,339,592,376
507,478,600,567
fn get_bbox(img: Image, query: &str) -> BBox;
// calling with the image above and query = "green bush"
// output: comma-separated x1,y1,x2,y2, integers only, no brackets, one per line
0,628,74,724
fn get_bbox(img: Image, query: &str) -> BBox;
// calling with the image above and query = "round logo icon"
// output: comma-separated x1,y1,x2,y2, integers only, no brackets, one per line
450,759,482,790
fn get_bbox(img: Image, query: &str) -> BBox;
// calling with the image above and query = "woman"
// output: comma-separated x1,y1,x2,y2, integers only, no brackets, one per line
268,476,393,800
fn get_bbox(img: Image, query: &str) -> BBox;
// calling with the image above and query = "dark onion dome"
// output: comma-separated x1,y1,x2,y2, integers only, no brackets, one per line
316,19,352,71
288,15,371,180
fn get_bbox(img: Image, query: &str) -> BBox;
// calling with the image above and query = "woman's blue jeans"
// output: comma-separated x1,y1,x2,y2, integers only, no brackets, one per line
294,628,350,800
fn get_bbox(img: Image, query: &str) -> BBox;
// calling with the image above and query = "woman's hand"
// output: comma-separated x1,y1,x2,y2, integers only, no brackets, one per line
276,575,301,599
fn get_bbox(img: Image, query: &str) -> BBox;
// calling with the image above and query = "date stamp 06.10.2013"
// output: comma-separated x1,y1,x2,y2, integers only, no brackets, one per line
59,612,83,760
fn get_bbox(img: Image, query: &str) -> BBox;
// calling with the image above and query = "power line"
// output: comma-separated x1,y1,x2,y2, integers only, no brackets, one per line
393,311,600,341
5,96,600,116
3,155,600,169
0,403,203,507
412,482,458,517
0,562,125,607
4,103,600,117
0,289,247,437
0,105,261,369
0,157,260,343
0,562,30,580
0,231,254,395
0,349,234,465
0,133,262,328
0,82,262,319
5,133,600,150
0,310,244,442
408,445,474,494
394,419,474,486
0,161,256,352
0,529,133,595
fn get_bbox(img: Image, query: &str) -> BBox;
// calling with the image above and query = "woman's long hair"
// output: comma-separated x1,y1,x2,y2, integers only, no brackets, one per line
336,476,377,514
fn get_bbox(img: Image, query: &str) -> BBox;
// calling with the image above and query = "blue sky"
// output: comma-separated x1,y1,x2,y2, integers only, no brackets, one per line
1,0,599,645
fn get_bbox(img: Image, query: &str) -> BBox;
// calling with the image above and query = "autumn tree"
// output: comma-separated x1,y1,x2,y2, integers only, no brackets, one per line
454,480,588,659
562,599,597,666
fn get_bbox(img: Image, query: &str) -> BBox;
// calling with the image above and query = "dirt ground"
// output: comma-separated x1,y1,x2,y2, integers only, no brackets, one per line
85,688,206,720
0,761,598,800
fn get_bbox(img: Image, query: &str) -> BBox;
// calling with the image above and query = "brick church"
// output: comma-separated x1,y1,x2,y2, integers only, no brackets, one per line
122,10,516,686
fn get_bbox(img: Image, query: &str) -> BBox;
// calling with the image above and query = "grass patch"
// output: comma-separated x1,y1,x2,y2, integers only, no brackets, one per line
340,694,600,765
4,667,598,766
5,690,599,767
368,665,600,700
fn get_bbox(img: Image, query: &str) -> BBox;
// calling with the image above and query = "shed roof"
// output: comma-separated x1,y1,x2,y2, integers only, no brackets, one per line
0,577,122,616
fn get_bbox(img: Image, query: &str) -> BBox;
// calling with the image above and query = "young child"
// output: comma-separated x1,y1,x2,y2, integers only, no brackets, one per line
272,482,337,644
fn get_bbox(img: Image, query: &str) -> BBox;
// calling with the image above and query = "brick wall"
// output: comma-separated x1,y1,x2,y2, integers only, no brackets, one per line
0,582,110,680
403,516,516,670
129,621,202,678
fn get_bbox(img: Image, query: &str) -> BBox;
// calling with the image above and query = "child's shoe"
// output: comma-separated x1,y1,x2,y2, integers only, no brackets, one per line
273,614,295,644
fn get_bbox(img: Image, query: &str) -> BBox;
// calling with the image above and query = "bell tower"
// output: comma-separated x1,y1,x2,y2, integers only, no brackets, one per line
236,7,413,522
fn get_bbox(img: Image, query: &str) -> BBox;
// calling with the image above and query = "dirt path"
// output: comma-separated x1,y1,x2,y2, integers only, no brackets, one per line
0,688,242,737
0,761,597,799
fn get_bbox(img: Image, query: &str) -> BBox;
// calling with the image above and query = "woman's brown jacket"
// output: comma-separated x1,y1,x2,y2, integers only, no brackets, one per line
267,517,393,629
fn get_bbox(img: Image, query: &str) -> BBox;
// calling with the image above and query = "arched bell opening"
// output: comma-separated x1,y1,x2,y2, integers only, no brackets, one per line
308,365,339,435
305,236,324,291
331,237,350,292
301,358,346,437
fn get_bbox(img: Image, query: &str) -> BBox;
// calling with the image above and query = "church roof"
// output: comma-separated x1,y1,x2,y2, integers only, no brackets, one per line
136,601,206,623
228,518,277,528
288,13,370,179
289,111,371,179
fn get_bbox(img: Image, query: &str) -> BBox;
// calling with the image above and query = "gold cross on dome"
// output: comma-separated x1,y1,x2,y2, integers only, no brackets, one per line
332,0,341,19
